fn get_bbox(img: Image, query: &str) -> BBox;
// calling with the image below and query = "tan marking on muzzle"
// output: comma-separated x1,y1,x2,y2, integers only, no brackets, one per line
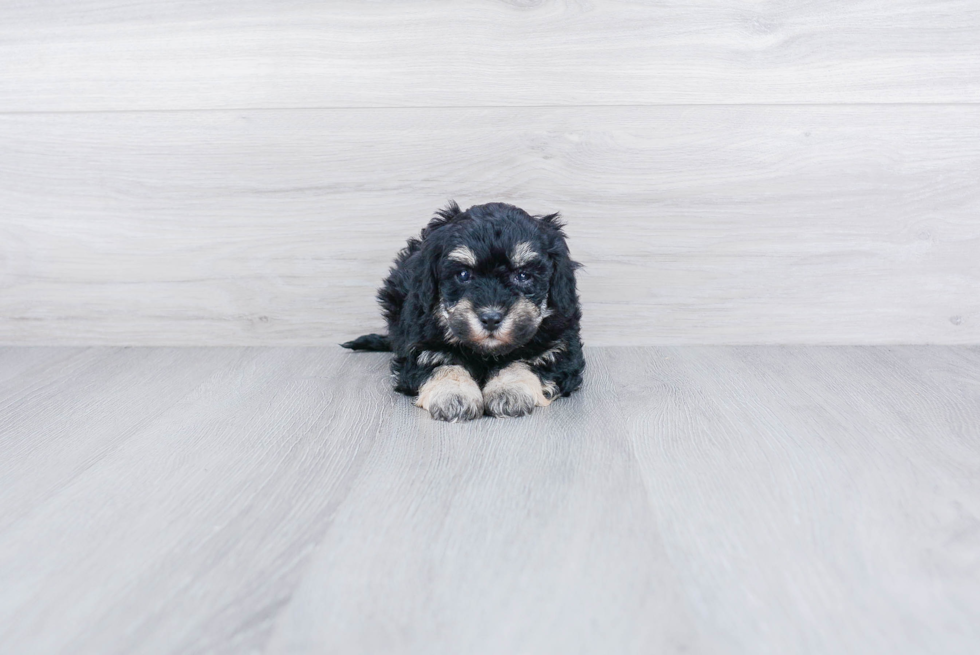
444,297,544,351
494,297,543,343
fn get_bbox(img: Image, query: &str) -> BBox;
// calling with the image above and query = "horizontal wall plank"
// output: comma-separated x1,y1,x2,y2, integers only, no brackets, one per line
1,0,979,111
1,105,978,345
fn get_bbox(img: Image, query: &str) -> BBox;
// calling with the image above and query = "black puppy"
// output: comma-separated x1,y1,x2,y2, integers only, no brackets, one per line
342,202,585,421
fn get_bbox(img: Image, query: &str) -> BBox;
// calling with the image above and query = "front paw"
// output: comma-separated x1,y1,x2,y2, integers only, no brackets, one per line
484,384,536,418
482,362,555,418
427,391,484,422
416,365,484,422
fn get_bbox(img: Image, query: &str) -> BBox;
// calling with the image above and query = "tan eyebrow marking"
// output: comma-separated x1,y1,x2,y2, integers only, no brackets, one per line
510,241,539,266
447,245,477,267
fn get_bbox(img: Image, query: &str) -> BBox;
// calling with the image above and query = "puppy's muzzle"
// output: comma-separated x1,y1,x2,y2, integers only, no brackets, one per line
440,298,543,353
477,309,503,333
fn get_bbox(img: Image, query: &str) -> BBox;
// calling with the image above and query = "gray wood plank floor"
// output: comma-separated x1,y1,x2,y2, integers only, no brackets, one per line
1,346,979,654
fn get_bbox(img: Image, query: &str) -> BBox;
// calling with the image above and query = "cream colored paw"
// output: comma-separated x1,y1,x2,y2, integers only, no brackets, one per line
483,362,556,418
416,365,484,422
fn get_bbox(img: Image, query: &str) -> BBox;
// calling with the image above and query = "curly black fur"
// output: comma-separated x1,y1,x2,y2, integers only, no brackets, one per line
343,202,585,419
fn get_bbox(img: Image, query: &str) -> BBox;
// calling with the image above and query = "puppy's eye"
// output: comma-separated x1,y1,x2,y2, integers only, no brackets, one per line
512,270,532,284
456,269,472,283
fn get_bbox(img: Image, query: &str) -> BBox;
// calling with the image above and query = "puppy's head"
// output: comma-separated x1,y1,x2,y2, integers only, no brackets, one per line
421,202,579,355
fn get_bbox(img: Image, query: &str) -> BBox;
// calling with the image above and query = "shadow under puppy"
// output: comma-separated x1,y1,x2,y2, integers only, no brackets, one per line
342,202,585,421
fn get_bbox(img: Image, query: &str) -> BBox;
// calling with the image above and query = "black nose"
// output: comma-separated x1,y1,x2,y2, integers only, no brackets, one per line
478,310,503,332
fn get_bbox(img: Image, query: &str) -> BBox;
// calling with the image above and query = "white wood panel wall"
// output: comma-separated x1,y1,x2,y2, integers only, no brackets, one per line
1,1,978,345
3,0,980,110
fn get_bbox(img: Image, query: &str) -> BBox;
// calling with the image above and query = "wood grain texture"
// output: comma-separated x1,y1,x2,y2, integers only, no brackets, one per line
3,346,978,653
0,347,396,654
615,346,980,652
266,346,980,654
2,106,978,345
0,348,242,533
265,348,705,654
2,0,979,111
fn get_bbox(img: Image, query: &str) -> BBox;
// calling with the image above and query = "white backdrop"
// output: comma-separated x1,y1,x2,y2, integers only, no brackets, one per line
2,0,978,345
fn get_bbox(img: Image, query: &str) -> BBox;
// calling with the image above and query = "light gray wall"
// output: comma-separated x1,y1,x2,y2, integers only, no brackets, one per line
1,0,978,345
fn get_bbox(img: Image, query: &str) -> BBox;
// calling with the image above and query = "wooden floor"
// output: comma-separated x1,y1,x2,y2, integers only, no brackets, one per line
1,346,979,654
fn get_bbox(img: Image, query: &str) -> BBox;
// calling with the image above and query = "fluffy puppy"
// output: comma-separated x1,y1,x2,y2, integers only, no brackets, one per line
342,201,585,421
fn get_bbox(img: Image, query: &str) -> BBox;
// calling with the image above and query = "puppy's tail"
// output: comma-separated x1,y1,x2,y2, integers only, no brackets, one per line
340,333,391,352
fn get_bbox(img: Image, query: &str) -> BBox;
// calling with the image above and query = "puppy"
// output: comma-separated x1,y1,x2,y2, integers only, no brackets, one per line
342,202,585,421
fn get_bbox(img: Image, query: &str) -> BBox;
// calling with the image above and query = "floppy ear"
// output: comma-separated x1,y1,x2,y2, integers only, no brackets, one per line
403,242,442,331
398,202,461,334
540,213,582,322
548,246,581,322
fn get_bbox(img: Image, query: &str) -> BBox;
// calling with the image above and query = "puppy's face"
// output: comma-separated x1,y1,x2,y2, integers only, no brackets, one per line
436,226,551,355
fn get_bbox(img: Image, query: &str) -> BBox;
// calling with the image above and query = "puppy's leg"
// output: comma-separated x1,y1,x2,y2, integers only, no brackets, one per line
528,333,585,399
483,362,558,418
416,365,484,422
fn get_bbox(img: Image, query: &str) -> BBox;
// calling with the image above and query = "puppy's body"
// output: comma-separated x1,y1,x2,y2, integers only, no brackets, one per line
343,202,584,421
